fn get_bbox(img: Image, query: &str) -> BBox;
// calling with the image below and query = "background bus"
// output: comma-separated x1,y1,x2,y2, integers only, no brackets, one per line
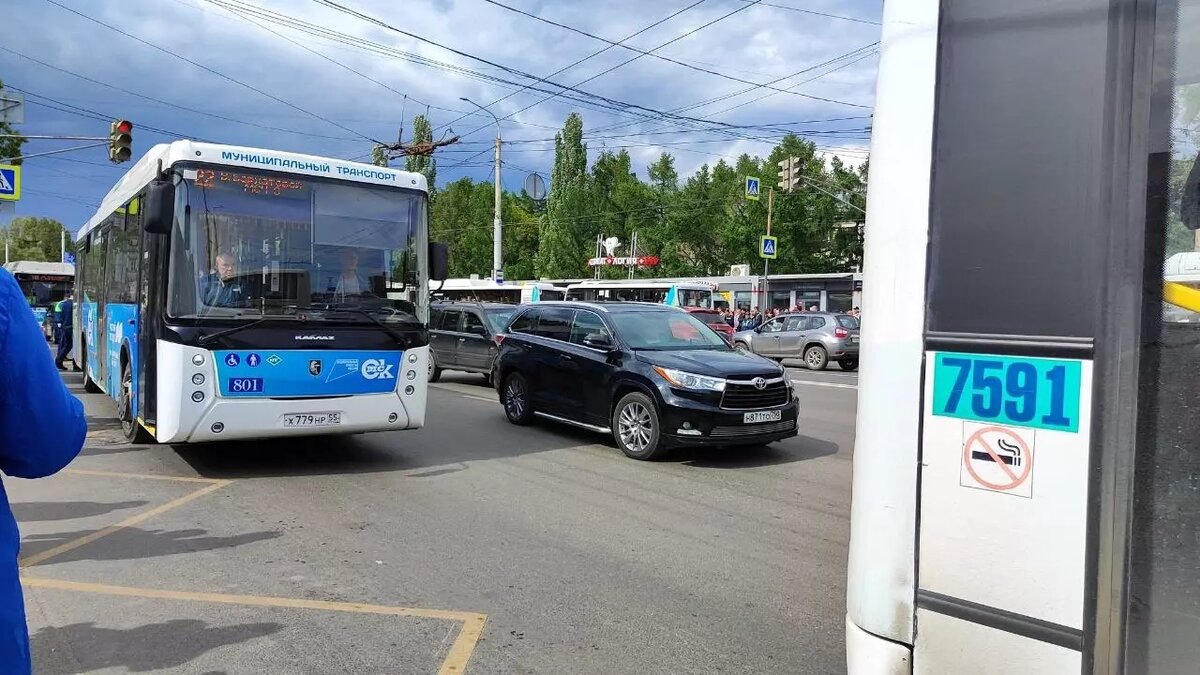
848,1,1200,674
564,280,715,308
430,278,564,304
4,260,74,340
74,140,446,444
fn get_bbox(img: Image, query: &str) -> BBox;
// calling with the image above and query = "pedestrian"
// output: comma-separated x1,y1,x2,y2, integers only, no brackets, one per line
54,296,75,371
0,267,87,674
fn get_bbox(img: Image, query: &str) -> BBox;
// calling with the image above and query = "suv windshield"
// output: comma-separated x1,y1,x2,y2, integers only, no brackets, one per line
167,167,426,323
610,310,728,350
484,307,516,332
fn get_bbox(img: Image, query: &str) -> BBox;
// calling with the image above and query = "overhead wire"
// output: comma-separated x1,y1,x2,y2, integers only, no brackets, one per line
480,0,871,108
42,0,386,144
0,46,361,141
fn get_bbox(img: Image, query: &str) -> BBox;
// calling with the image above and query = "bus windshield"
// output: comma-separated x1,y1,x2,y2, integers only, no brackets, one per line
167,167,426,322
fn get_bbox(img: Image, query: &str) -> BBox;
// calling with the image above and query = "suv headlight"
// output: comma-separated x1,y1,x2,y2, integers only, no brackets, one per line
653,366,726,392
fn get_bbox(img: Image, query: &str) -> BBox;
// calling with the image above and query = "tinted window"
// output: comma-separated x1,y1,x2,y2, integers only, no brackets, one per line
836,315,860,329
429,307,442,328
570,311,609,345
809,316,827,330
439,310,461,331
462,311,485,334
534,307,573,341
484,307,516,332
689,310,722,323
509,308,536,333
609,311,727,349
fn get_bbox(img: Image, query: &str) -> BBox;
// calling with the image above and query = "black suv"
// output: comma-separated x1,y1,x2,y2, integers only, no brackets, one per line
428,302,519,384
493,302,799,460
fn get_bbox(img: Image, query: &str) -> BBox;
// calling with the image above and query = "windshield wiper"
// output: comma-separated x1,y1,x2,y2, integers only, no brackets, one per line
322,307,420,347
198,317,272,346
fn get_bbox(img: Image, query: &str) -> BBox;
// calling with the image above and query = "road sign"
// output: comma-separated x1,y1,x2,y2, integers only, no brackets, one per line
960,424,1034,497
495,269,504,284
0,164,20,201
745,176,760,201
63,252,75,265
759,235,778,259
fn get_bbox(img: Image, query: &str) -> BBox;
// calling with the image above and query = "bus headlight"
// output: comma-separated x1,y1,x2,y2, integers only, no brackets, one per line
407,353,418,364
192,373,205,385
404,385,415,395
406,370,416,380
192,354,205,366
191,391,205,403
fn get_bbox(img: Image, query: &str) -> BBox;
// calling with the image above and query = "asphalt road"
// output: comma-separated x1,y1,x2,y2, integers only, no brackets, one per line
13,364,857,675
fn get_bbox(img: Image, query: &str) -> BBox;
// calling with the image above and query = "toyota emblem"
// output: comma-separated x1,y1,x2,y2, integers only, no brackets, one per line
752,377,767,390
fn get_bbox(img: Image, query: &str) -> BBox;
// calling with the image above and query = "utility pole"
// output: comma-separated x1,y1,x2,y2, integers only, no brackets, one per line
460,97,503,281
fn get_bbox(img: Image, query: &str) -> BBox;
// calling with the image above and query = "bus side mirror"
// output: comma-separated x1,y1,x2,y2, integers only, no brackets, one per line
143,180,175,235
429,242,449,281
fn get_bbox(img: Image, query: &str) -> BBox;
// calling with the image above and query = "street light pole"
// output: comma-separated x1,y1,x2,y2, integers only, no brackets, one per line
461,97,503,280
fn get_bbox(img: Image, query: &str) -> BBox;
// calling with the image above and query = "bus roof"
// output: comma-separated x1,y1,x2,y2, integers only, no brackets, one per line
566,279,715,290
1165,251,1200,282
77,140,428,243
438,279,564,290
3,261,75,277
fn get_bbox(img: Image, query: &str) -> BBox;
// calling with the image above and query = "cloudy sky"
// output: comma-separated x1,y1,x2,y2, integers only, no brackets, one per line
1,0,880,232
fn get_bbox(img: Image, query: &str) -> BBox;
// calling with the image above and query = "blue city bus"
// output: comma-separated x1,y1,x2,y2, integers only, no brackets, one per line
74,141,447,443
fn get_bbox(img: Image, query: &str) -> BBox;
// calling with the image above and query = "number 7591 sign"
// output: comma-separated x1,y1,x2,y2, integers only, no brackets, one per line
931,352,1082,432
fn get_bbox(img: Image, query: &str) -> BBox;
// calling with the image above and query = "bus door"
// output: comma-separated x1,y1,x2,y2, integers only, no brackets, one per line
134,194,162,427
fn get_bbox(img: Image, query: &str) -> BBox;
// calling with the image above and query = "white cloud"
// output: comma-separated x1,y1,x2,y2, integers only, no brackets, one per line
1,0,879,225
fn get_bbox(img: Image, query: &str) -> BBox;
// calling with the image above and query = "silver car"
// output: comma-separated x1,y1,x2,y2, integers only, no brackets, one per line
733,312,860,371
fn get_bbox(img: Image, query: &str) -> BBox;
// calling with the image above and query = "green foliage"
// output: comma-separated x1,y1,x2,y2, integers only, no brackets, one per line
404,114,437,189
0,80,24,164
1,216,70,262
405,111,868,280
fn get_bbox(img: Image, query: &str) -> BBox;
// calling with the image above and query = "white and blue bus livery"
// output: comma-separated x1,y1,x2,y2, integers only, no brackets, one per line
74,141,447,444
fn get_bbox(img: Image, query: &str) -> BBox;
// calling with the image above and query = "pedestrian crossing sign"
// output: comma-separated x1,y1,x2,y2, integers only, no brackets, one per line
760,235,778,259
0,164,19,201
745,176,760,201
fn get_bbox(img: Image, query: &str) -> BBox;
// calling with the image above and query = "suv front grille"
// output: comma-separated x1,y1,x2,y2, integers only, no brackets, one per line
720,379,790,409
711,419,796,437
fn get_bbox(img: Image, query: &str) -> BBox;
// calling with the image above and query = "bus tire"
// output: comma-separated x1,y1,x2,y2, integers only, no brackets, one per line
81,342,102,394
427,352,442,383
804,345,829,371
119,359,154,444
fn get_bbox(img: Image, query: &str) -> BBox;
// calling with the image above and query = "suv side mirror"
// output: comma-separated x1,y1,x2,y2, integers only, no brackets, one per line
583,333,614,350
429,242,449,281
472,325,488,337
143,179,175,235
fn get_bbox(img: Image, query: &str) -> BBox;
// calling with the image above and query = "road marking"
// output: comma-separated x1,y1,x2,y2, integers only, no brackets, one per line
20,577,488,675
431,384,497,403
63,468,224,484
790,379,857,389
19,479,232,568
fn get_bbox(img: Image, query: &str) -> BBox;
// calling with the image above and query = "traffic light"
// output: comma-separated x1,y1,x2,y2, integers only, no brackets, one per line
777,156,802,192
108,120,133,163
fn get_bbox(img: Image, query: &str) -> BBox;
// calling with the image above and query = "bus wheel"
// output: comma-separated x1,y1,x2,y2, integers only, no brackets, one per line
804,345,829,371
118,361,154,444
81,343,102,394
427,352,442,383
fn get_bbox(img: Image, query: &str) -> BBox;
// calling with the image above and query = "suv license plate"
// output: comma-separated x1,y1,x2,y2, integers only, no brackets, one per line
283,412,342,428
743,410,782,424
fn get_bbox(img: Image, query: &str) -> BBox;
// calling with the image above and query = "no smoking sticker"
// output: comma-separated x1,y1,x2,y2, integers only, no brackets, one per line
960,424,1035,498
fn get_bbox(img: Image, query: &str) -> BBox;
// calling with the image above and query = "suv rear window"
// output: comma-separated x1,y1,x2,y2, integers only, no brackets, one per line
533,307,573,341
508,308,537,333
836,315,859,329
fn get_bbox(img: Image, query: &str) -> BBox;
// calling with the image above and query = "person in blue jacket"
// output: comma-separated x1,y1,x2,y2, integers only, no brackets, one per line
0,268,87,674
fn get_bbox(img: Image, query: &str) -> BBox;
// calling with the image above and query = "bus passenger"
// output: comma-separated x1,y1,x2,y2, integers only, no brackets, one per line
202,253,246,307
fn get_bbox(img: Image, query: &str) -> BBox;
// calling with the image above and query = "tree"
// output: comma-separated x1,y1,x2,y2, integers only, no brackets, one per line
404,114,437,190
0,79,25,163
538,113,590,278
1,217,70,262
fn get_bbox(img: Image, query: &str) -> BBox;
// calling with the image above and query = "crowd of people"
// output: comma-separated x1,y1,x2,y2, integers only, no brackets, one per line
715,304,861,331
